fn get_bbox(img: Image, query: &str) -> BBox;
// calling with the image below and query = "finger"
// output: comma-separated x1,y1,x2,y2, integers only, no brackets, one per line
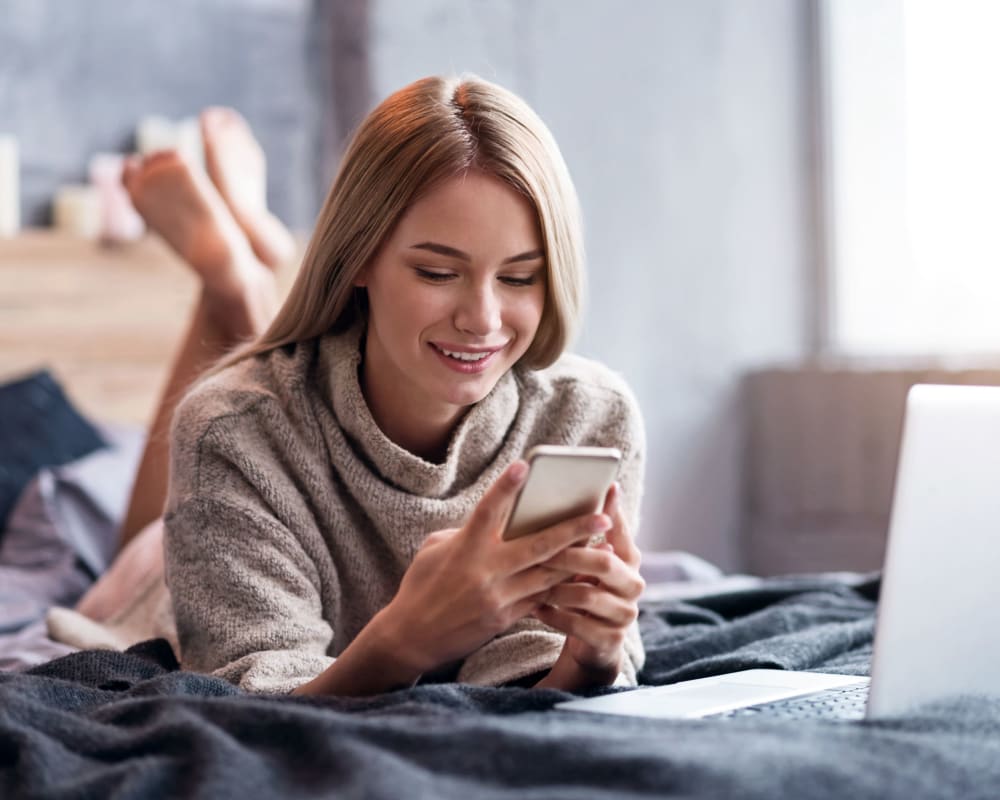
603,483,641,568
533,605,627,659
499,511,612,574
464,461,529,542
541,546,645,600
506,583,561,624
502,563,576,605
543,583,638,627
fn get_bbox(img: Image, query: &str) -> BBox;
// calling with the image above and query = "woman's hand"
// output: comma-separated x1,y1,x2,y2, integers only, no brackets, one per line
533,483,645,690
377,460,613,678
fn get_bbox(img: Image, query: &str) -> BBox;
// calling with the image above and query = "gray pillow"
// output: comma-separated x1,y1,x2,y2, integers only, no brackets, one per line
0,422,144,635
0,370,107,531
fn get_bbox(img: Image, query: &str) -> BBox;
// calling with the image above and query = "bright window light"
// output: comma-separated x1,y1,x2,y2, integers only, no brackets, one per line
825,0,1000,356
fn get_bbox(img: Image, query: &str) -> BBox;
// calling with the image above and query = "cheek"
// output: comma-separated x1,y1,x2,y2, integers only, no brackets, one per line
410,289,455,329
517,289,546,332
503,293,546,355
372,282,439,331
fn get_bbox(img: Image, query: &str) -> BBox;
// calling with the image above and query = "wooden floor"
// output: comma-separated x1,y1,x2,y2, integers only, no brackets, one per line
0,231,299,426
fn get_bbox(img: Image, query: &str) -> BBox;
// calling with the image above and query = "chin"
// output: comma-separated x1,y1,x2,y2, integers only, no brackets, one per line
442,386,491,408
440,376,499,408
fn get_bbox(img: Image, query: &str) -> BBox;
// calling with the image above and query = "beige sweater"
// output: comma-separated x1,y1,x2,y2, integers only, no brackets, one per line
163,326,646,694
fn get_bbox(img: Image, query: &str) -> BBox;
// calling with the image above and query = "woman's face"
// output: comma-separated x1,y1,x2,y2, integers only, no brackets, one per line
357,170,546,430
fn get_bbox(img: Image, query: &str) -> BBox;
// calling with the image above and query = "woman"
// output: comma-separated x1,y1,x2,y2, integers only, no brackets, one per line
161,75,647,696
64,76,646,695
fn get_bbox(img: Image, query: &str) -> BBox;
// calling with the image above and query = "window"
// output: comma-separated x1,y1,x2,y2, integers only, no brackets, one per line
822,0,1000,355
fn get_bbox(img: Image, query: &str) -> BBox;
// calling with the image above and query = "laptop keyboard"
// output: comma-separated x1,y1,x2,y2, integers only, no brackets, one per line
715,683,870,720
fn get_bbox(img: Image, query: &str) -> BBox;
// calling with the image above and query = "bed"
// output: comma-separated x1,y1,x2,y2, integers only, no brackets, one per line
2,235,999,799
4,574,1000,799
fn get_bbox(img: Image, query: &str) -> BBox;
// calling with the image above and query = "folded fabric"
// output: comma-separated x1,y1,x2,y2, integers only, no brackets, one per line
45,517,178,658
0,370,107,532
0,423,143,636
46,568,178,657
0,619,77,672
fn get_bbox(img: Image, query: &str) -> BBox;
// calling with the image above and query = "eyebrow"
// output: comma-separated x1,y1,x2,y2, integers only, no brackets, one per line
409,241,545,265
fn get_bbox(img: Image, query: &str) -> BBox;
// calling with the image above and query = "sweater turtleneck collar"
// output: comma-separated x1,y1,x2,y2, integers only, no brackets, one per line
315,325,521,498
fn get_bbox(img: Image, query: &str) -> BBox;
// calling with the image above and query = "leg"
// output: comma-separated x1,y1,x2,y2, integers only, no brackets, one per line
117,139,282,550
74,518,164,622
201,107,297,269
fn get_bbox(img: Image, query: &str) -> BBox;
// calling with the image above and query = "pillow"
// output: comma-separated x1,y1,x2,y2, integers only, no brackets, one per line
0,421,143,636
0,370,106,531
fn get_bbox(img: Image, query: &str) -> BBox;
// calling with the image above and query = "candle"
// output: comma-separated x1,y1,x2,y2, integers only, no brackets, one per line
0,135,20,238
89,153,144,243
53,185,102,239
136,115,204,167
136,115,178,155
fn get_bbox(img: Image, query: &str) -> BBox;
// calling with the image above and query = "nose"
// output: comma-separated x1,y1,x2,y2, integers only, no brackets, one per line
454,282,502,337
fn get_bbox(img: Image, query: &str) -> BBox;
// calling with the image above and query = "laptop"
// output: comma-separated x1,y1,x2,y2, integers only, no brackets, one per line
556,383,1000,720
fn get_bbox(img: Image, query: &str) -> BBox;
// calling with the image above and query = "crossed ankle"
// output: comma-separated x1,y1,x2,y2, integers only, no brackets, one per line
199,279,277,342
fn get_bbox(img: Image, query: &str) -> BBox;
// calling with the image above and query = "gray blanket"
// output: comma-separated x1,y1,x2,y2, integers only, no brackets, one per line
2,574,998,799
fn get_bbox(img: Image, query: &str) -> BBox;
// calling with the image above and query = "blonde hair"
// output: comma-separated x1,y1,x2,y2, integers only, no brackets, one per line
214,74,585,374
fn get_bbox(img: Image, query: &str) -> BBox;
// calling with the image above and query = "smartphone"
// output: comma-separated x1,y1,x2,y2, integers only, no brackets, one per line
502,445,622,541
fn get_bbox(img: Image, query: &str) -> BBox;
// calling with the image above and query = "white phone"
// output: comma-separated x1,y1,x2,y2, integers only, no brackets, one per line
502,445,622,541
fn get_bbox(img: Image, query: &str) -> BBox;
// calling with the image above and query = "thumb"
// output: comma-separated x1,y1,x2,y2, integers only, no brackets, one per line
465,460,529,541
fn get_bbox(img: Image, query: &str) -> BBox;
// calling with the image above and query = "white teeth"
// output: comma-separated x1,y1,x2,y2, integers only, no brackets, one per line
438,347,491,362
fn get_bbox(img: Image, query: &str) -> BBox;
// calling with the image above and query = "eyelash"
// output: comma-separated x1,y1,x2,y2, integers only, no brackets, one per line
414,268,454,283
500,276,537,287
414,268,537,287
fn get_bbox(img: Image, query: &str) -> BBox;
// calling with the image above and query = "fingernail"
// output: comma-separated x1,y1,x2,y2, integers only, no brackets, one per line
588,514,612,533
509,460,528,484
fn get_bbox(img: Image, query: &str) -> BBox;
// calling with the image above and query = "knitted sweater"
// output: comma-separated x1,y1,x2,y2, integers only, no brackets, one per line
163,326,646,695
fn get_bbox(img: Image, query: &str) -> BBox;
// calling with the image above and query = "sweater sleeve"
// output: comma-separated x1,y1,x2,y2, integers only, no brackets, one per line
613,382,647,683
164,496,335,695
613,380,646,539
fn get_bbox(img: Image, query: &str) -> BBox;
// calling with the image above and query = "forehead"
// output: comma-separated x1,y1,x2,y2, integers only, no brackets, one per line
390,171,542,254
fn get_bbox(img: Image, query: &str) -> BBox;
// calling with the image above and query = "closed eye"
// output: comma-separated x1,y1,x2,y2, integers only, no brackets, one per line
499,275,538,287
414,267,456,282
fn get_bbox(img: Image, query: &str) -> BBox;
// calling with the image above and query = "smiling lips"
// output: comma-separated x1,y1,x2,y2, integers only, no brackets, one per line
429,342,506,374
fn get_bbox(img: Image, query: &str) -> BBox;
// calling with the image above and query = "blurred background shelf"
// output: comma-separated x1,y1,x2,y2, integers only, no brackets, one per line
0,231,299,426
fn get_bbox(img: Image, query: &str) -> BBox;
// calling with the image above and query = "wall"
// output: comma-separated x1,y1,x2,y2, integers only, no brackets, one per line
744,365,1000,575
369,0,816,569
0,0,328,228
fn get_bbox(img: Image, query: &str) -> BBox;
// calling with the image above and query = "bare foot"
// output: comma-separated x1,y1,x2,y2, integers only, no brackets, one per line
123,151,278,336
201,107,296,270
